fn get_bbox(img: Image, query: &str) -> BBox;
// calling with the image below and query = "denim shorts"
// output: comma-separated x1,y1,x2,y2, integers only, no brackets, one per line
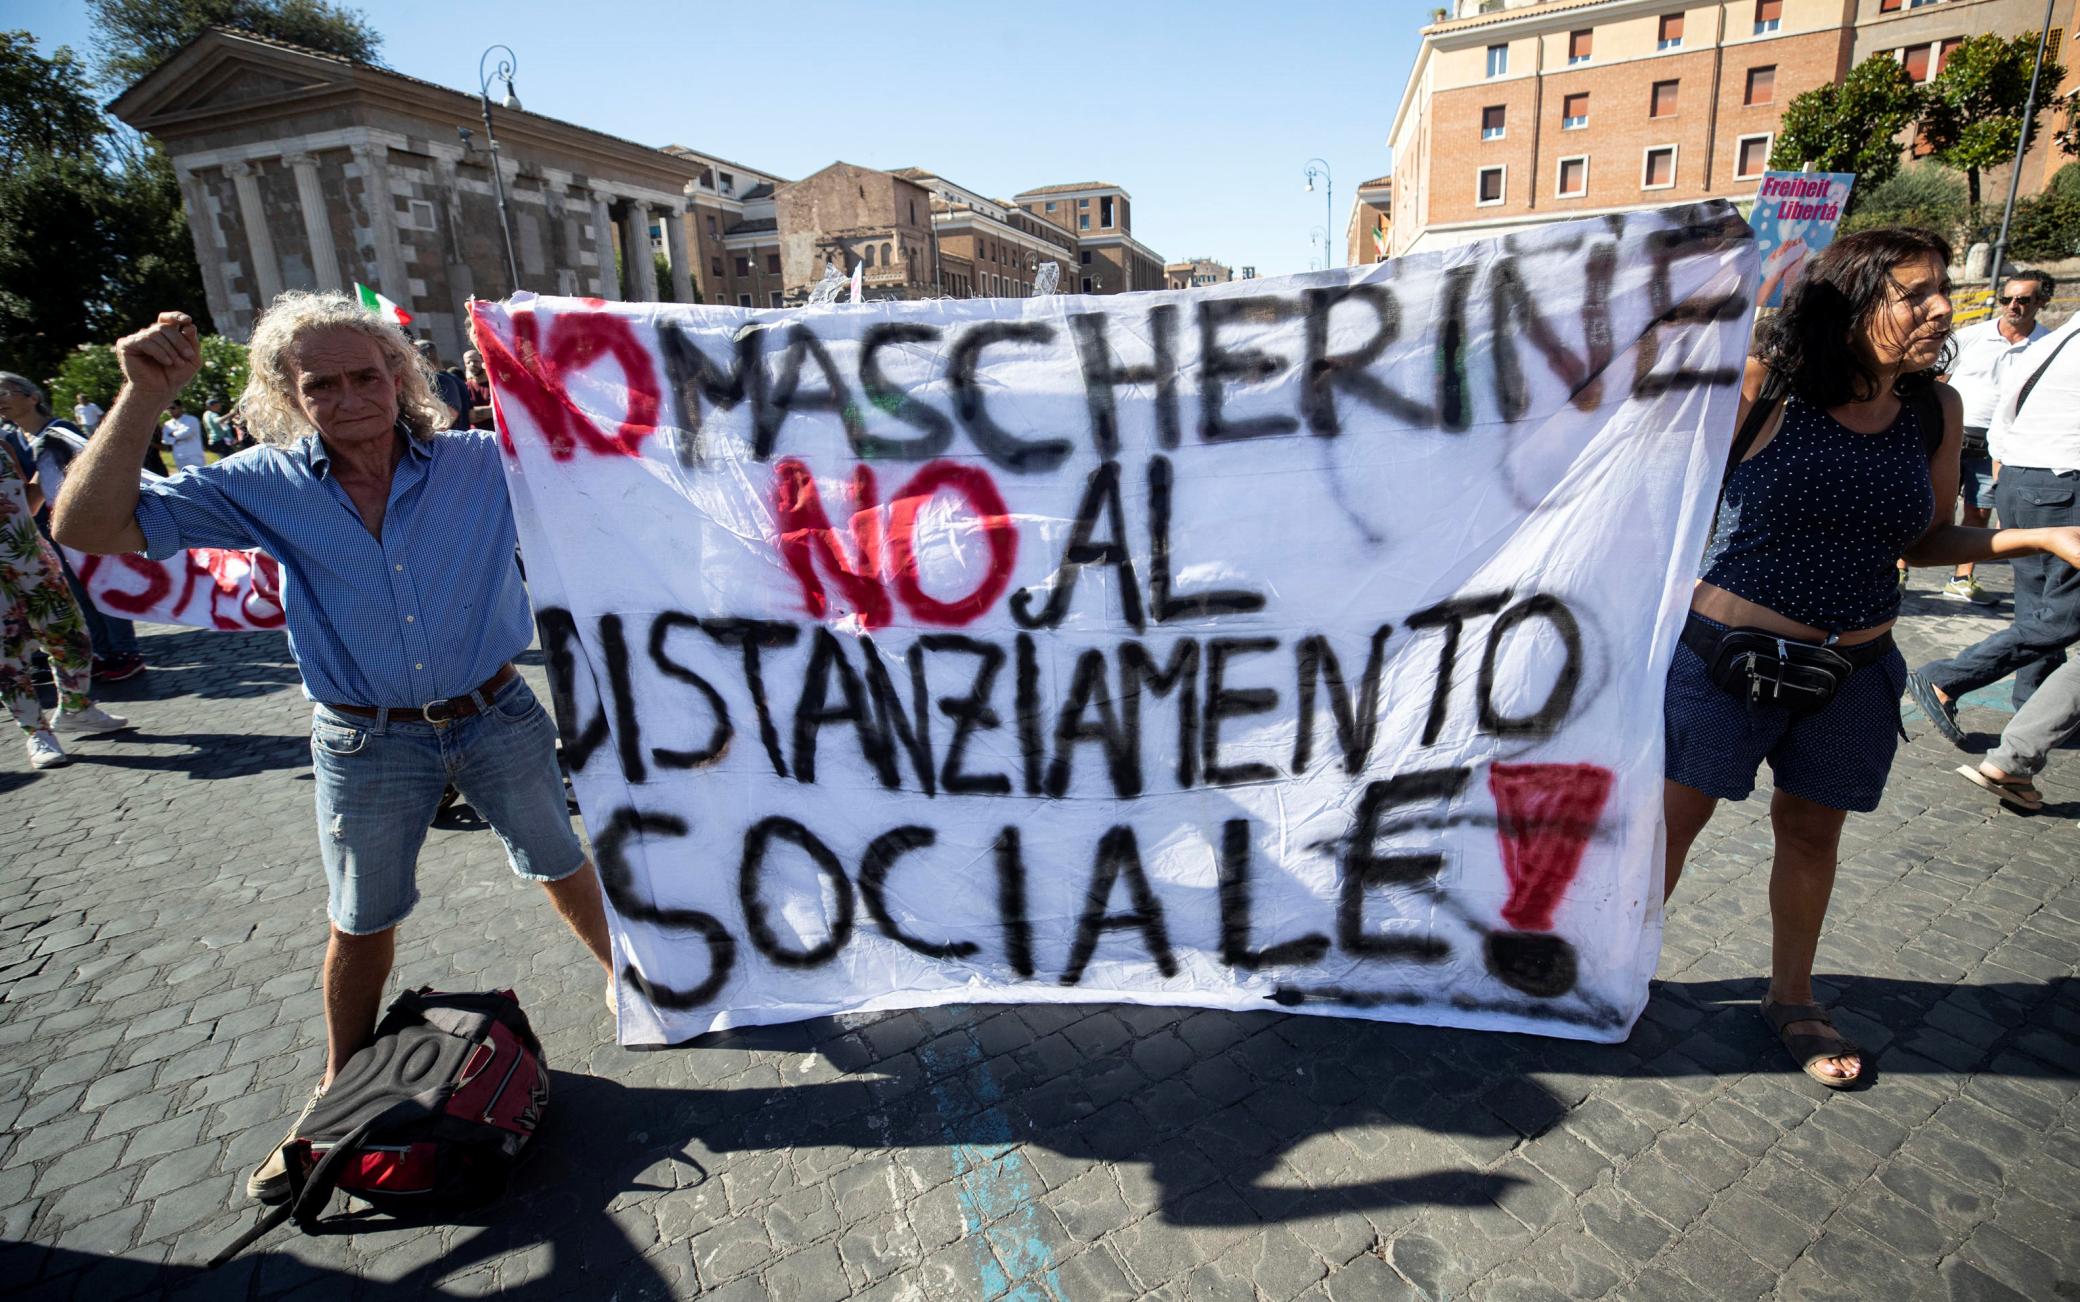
1959,453,1997,512
311,676,585,934
1663,616,1909,813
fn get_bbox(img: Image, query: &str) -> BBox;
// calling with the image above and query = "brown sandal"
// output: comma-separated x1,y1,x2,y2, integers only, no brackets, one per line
1956,764,2044,813
1761,1001,1864,1089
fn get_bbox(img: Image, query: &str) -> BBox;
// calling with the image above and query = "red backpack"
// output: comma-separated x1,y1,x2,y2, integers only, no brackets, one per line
210,988,548,1265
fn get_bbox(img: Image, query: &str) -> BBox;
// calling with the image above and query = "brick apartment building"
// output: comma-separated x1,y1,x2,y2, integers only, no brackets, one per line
1380,0,2079,258
109,28,1169,354
1345,175,1394,264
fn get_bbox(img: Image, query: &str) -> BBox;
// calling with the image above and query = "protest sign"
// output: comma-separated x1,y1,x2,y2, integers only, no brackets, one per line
475,202,1757,1046
1750,171,1854,307
34,427,285,632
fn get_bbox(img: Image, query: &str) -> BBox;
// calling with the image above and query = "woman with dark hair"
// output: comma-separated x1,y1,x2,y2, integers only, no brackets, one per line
1662,228,2080,1087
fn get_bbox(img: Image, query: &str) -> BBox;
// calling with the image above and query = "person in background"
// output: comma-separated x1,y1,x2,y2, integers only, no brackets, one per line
162,398,206,471
1929,270,2052,603
416,339,469,431
1911,299,2080,741
0,374,146,682
203,394,236,454
226,401,257,452
462,349,495,430
72,394,103,434
0,413,131,768
1956,654,2080,812
1663,229,2080,1089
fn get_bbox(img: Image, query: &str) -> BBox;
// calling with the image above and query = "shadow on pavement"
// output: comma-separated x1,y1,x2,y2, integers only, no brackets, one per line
59,732,311,780
11,975,2071,1296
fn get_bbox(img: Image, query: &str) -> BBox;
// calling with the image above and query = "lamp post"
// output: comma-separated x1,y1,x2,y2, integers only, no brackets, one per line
1989,0,2058,293
1304,158,1333,269
478,45,523,293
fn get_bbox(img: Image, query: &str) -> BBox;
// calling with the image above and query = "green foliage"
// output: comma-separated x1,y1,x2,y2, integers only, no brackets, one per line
1838,161,1970,242
0,32,106,169
2004,190,2080,261
86,0,381,88
1770,54,1925,208
654,252,672,303
50,336,246,413
2048,161,2080,203
0,32,213,385
1920,33,2066,208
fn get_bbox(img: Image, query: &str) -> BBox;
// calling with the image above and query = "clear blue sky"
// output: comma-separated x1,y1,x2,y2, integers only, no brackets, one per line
14,0,1423,278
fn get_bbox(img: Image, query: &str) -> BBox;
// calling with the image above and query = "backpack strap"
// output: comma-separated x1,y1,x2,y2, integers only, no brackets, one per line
2013,327,2079,416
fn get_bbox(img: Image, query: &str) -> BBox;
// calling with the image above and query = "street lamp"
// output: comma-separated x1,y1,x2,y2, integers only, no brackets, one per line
1304,158,1333,270
478,45,523,293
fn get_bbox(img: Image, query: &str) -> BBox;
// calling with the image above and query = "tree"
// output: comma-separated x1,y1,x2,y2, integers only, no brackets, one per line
1919,33,2066,209
87,0,381,88
0,32,213,382
1770,54,1924,208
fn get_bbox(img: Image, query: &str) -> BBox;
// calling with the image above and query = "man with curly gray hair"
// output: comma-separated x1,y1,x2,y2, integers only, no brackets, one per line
53,293,615,1206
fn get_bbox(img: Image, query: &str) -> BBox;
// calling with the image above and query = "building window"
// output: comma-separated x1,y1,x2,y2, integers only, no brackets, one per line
1735,134,1771,179
1651,79,1679,118
1745,65,1775,106
864,244,876,268
1568,29,1591,64
1078,197,1089,207
1938,36,1962,74
1080,250,1092,264
1486,43,1508,77
719,172,734,193
737,294,752,307
1482,105,1506,140
706,215,718,237
1477,165,1506,206
1045,201,1056,211
1101,196,1115,226
1902,43,1931,82
766,253,781,273
1079,215,1090,230
770,292,784,308
1082,276,1094,292
402,198,437,231
1556,156,1588,198
881,243,892,265
1753,0,1780,34
1562,92,1589,129
1658,14,1683,49
1643,145,1677,190
710,256,723,276
734,256,750,276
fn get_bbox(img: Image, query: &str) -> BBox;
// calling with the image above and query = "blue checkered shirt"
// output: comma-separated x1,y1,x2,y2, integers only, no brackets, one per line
135,429,535,708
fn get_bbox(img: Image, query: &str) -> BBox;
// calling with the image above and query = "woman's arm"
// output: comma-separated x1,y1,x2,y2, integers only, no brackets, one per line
1902,381,2080,567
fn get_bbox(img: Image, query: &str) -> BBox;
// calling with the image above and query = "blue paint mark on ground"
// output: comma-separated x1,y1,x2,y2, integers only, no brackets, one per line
918,1030,1069,1301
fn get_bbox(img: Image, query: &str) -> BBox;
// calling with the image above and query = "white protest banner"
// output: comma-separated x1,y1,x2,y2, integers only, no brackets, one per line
475,202,1758,1046
34,427,286,632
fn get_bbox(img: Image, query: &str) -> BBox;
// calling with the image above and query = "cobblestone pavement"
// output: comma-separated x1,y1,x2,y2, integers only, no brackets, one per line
1,567,2074,1301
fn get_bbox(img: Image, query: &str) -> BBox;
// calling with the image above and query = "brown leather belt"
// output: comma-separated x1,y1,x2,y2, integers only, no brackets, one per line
325,664,519,723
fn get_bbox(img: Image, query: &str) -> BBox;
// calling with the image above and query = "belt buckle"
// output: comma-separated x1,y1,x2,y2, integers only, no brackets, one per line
421,696,457,724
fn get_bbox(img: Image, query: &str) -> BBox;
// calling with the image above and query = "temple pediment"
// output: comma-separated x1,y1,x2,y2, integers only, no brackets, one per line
107,29,354,138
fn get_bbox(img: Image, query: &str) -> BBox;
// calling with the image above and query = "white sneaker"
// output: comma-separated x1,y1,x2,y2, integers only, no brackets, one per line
51,705,130,735
25,729,70,769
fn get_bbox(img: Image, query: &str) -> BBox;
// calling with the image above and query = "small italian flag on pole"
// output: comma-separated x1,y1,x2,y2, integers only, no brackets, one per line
354,282,412,327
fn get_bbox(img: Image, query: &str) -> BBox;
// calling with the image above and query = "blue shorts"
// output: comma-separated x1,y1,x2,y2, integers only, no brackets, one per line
1663,617,1909,813
311,676,585,934
1959,454,1996,512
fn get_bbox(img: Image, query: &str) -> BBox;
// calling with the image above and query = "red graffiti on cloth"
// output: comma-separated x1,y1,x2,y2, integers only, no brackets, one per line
470,301,660,460
774,458,1019,629
75,549,286,631
1486,762,1614,932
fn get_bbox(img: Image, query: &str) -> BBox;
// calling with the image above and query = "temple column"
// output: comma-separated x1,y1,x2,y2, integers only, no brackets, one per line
664,202,694,303
588,189,617,297
350,141,410,308
281,152,342,292
174,167,237,335
224,159,283,306
618,203,657,302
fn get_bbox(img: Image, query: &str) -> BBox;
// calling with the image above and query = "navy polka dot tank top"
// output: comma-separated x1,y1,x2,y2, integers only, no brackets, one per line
1701,392,1935,632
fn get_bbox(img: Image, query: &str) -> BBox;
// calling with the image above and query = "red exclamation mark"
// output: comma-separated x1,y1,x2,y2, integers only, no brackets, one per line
1484,762,1613,998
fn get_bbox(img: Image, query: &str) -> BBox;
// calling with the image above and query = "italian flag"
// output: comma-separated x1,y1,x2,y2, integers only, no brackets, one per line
355,282,412,326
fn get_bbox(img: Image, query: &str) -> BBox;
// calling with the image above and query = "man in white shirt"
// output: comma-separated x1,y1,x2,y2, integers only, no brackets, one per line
161,398,206,470
72,396,104,434
1913,302,2080,743
1933,272,2051,602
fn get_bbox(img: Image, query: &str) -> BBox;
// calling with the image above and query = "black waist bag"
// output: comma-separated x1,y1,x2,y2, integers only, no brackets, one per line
209,988,548,1266
1682,617,1892,714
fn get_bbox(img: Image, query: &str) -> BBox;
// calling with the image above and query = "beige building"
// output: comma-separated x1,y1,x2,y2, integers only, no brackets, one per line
1345,175,1394,264
1379,0,2078,258
1016,183,1168,293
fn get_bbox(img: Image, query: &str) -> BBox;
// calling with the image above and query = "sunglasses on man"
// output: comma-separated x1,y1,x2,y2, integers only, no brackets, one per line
1998,294,2040,306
